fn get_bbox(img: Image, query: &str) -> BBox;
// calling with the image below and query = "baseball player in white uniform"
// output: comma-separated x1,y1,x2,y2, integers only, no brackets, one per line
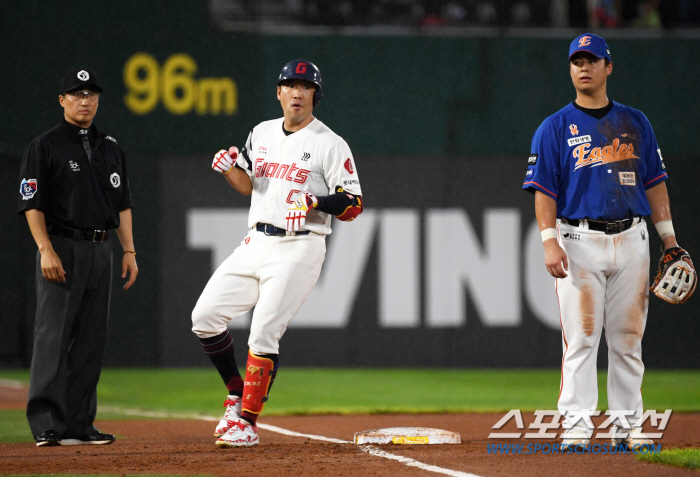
524,34,693,449
191,60,363,448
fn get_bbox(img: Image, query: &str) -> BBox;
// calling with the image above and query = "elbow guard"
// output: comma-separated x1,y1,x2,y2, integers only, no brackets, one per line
314,186,364,221
334,187,363,222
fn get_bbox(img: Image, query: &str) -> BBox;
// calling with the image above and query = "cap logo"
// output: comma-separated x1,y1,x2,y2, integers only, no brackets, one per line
77,70,90,81
578,36,592,47
295,63,307,74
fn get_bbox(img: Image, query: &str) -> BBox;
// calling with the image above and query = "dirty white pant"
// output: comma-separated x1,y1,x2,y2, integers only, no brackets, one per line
556,219,649,430
191,229,326,355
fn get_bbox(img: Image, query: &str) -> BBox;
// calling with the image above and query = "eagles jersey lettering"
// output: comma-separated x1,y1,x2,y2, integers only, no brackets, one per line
522,101,667,221
241,117,362,235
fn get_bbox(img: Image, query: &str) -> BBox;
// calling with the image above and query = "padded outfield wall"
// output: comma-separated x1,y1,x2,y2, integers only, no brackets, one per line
1,1,699,367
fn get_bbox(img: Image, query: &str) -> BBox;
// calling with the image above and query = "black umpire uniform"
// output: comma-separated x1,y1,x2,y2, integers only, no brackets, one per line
18,68,136,446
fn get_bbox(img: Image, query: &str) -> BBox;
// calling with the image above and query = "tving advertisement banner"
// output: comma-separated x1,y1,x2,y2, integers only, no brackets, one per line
159,155,569,367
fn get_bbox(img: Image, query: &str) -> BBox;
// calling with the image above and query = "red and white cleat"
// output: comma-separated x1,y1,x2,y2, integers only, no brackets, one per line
215,418,259,448
214,395,242,438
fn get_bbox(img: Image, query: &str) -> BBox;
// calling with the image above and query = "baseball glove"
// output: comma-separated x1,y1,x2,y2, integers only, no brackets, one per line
651,246,697,304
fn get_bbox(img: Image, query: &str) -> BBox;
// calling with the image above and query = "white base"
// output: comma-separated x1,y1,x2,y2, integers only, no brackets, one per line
354,427,461,445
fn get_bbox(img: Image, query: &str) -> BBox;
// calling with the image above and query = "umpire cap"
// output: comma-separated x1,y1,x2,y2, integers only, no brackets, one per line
60,68,103,94
278,60,323,107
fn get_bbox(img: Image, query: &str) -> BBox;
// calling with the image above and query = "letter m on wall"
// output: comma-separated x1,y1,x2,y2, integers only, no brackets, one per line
426,209,521,327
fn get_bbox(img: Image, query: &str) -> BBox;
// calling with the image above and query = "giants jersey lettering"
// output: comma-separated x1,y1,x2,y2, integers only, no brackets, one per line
522,102,667,220
241,117,362,235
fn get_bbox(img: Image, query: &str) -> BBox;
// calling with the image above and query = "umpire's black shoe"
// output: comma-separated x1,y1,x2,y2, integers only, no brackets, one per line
35,429,61,447
59,430,116,446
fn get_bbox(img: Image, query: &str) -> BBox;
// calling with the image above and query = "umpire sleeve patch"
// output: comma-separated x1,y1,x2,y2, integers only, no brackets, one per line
20,178,37,200
527,154,538,165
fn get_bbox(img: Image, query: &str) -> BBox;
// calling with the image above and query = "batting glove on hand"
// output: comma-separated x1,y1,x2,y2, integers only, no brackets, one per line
285,191,318,232
212,147,238,175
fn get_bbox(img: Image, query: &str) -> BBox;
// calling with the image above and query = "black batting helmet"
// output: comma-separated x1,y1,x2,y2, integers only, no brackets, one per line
277,60,323,107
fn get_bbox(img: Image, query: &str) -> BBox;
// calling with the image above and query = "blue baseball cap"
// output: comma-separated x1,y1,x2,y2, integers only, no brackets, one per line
568,33,612,62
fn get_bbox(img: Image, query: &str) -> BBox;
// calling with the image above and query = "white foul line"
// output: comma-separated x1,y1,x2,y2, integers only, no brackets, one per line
0,379,27,389
255,422,350,444
98,406,482,477
360,445,482,477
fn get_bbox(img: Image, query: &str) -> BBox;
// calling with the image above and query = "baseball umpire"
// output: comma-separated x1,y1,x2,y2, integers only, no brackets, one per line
191,59,363,447
523,34,694,449
18,68,138,446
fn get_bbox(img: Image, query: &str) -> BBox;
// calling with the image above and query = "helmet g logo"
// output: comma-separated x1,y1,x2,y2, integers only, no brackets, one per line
578,36,592,47
295,63,307,74
77,70,90,81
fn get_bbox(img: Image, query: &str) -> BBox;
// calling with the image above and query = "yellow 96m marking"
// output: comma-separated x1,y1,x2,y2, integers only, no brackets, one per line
124,53,237,116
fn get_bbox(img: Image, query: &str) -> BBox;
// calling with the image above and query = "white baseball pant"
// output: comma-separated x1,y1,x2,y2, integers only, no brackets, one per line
192,229,325,355
556,219,649,431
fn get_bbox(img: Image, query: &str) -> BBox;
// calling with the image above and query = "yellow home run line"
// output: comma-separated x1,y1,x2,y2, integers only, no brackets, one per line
99,406,482,477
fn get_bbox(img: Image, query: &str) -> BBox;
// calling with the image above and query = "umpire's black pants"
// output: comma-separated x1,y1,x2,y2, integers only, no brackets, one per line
26,234,113,439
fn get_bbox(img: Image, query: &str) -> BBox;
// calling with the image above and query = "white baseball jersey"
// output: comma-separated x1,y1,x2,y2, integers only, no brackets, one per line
238,117,362,235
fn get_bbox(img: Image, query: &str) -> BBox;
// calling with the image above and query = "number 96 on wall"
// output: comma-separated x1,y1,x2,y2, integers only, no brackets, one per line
124,53,237,116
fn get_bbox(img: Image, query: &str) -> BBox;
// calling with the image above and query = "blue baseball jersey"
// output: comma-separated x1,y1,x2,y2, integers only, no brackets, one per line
522,101,667,220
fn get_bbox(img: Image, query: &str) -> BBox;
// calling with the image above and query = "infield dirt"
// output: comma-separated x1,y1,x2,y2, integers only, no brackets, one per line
1,383,698,476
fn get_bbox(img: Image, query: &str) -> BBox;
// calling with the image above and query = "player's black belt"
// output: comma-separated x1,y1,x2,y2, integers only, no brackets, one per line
48,225,109,243
563,218,640,235
256,223,310,236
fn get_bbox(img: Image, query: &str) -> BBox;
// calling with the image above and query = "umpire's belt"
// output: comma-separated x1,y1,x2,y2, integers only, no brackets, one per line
48,225,109,243
256,223,310,237
562,217,642,235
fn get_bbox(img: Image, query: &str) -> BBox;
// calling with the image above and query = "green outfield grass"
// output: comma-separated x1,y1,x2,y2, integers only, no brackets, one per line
637,447,700,470
1,368,699,444
2,368,700,417
0,410,32,443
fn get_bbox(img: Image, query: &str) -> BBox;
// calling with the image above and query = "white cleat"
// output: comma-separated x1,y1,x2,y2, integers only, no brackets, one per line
214,395,242,438
561,429,590,449
215,418,259,448
611,426,654,448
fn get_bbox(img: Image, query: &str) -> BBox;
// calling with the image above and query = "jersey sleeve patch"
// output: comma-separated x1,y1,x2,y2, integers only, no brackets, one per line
527,154,538,165
344,158,354,174
20,178,37,200
657,148,666,170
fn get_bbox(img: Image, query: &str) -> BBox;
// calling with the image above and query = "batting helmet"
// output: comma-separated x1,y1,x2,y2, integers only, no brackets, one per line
277,60,323,107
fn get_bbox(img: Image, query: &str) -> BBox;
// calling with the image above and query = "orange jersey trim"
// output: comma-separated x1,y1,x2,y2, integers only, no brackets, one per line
644,173,668,187
523,181,558,198
555,245,568,405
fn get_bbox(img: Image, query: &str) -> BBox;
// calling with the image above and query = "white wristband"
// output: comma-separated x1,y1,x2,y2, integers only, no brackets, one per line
655,220,675,239
541,228,558,242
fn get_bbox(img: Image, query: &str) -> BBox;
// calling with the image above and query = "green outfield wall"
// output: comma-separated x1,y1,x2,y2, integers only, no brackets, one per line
2,1,699,368
2,2,700,157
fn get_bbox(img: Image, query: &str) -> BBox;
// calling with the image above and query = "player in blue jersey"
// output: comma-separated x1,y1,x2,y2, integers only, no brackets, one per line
523,33,693,449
